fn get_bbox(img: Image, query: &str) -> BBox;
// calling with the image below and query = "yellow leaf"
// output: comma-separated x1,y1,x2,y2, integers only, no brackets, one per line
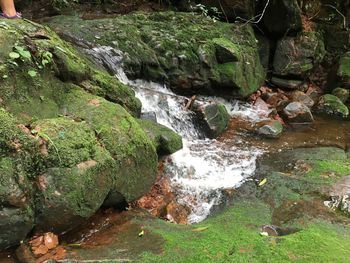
192,226,209,232
258,178,267,187
138,230,144,237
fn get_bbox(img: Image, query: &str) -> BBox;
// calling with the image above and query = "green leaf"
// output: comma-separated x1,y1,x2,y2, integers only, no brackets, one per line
19,50,31,59
9,52,20,59
28,70,37,77
15,45,24,52
258,178,267,187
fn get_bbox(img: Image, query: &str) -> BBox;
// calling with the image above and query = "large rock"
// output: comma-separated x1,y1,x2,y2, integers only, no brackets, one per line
273,32,325,77
0,18,164,245
263,0,302,36
202,103,230,138
47,12,265,98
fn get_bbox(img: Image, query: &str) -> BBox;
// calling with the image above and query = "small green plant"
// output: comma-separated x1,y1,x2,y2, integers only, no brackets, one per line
190,3,222,22
7,42,54,78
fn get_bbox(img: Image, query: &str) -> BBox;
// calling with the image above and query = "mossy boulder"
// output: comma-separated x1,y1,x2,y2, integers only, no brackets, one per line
31,118,115,231
317,94,349,118
338,52,350,84
138,120,183,157
47,12,265,98
0,18,161,245
332,87,349,103
273,32,325,77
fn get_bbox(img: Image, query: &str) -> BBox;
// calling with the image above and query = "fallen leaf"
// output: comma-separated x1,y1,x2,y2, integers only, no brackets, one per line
192,226,209,232
258,178,267,187
138,230,144,237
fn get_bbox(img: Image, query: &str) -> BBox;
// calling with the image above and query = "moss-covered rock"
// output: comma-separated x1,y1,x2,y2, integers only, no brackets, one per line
47,12,265,98
202,103,230,138
332,87,349,103
273,32,325,77
338,52,350,84
138,120,183,157
0,18,159,243
317,94,349,118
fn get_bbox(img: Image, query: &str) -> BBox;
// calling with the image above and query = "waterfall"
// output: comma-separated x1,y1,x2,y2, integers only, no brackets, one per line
86,45,264,223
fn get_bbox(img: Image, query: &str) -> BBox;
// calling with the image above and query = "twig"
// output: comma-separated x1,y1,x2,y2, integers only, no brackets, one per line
236,0,270,26
218,0,229,23
324,4,347,29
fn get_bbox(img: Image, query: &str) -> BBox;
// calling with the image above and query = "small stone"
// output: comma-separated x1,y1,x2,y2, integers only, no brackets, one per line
256,120,283,138
44,232,59,250
271,77,303,89
332,87,349,103
33,244,49,256
282,102,314,123
290,90,314,108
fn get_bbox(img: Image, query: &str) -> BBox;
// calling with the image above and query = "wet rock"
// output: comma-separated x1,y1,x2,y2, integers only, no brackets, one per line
332,88,349,103
263,0,302,36
337,52,350,85
273,32,325,77
256,120,283,139
264,92,289,110
317,94,349,118
202,103,230,138
15,243,36,263
141,112,157,122
138,119,183,157
166,201,190,225
271,77,303,89
290,90,314,108
282,102,314,123
47,12,265,98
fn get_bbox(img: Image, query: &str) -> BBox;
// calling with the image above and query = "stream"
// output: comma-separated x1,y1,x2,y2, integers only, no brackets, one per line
86,45,265,223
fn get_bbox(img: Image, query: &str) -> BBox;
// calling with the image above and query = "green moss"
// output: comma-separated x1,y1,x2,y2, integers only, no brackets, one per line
31,118,98,167
338,52,350,79
63,88,158,202
136,201,350,263
305,160,350,178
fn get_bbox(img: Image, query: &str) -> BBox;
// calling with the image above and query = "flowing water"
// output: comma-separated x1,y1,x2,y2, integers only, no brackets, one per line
86,45,266,223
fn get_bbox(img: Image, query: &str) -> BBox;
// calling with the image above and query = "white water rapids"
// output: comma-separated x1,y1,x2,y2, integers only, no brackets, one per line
86,46,265,223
